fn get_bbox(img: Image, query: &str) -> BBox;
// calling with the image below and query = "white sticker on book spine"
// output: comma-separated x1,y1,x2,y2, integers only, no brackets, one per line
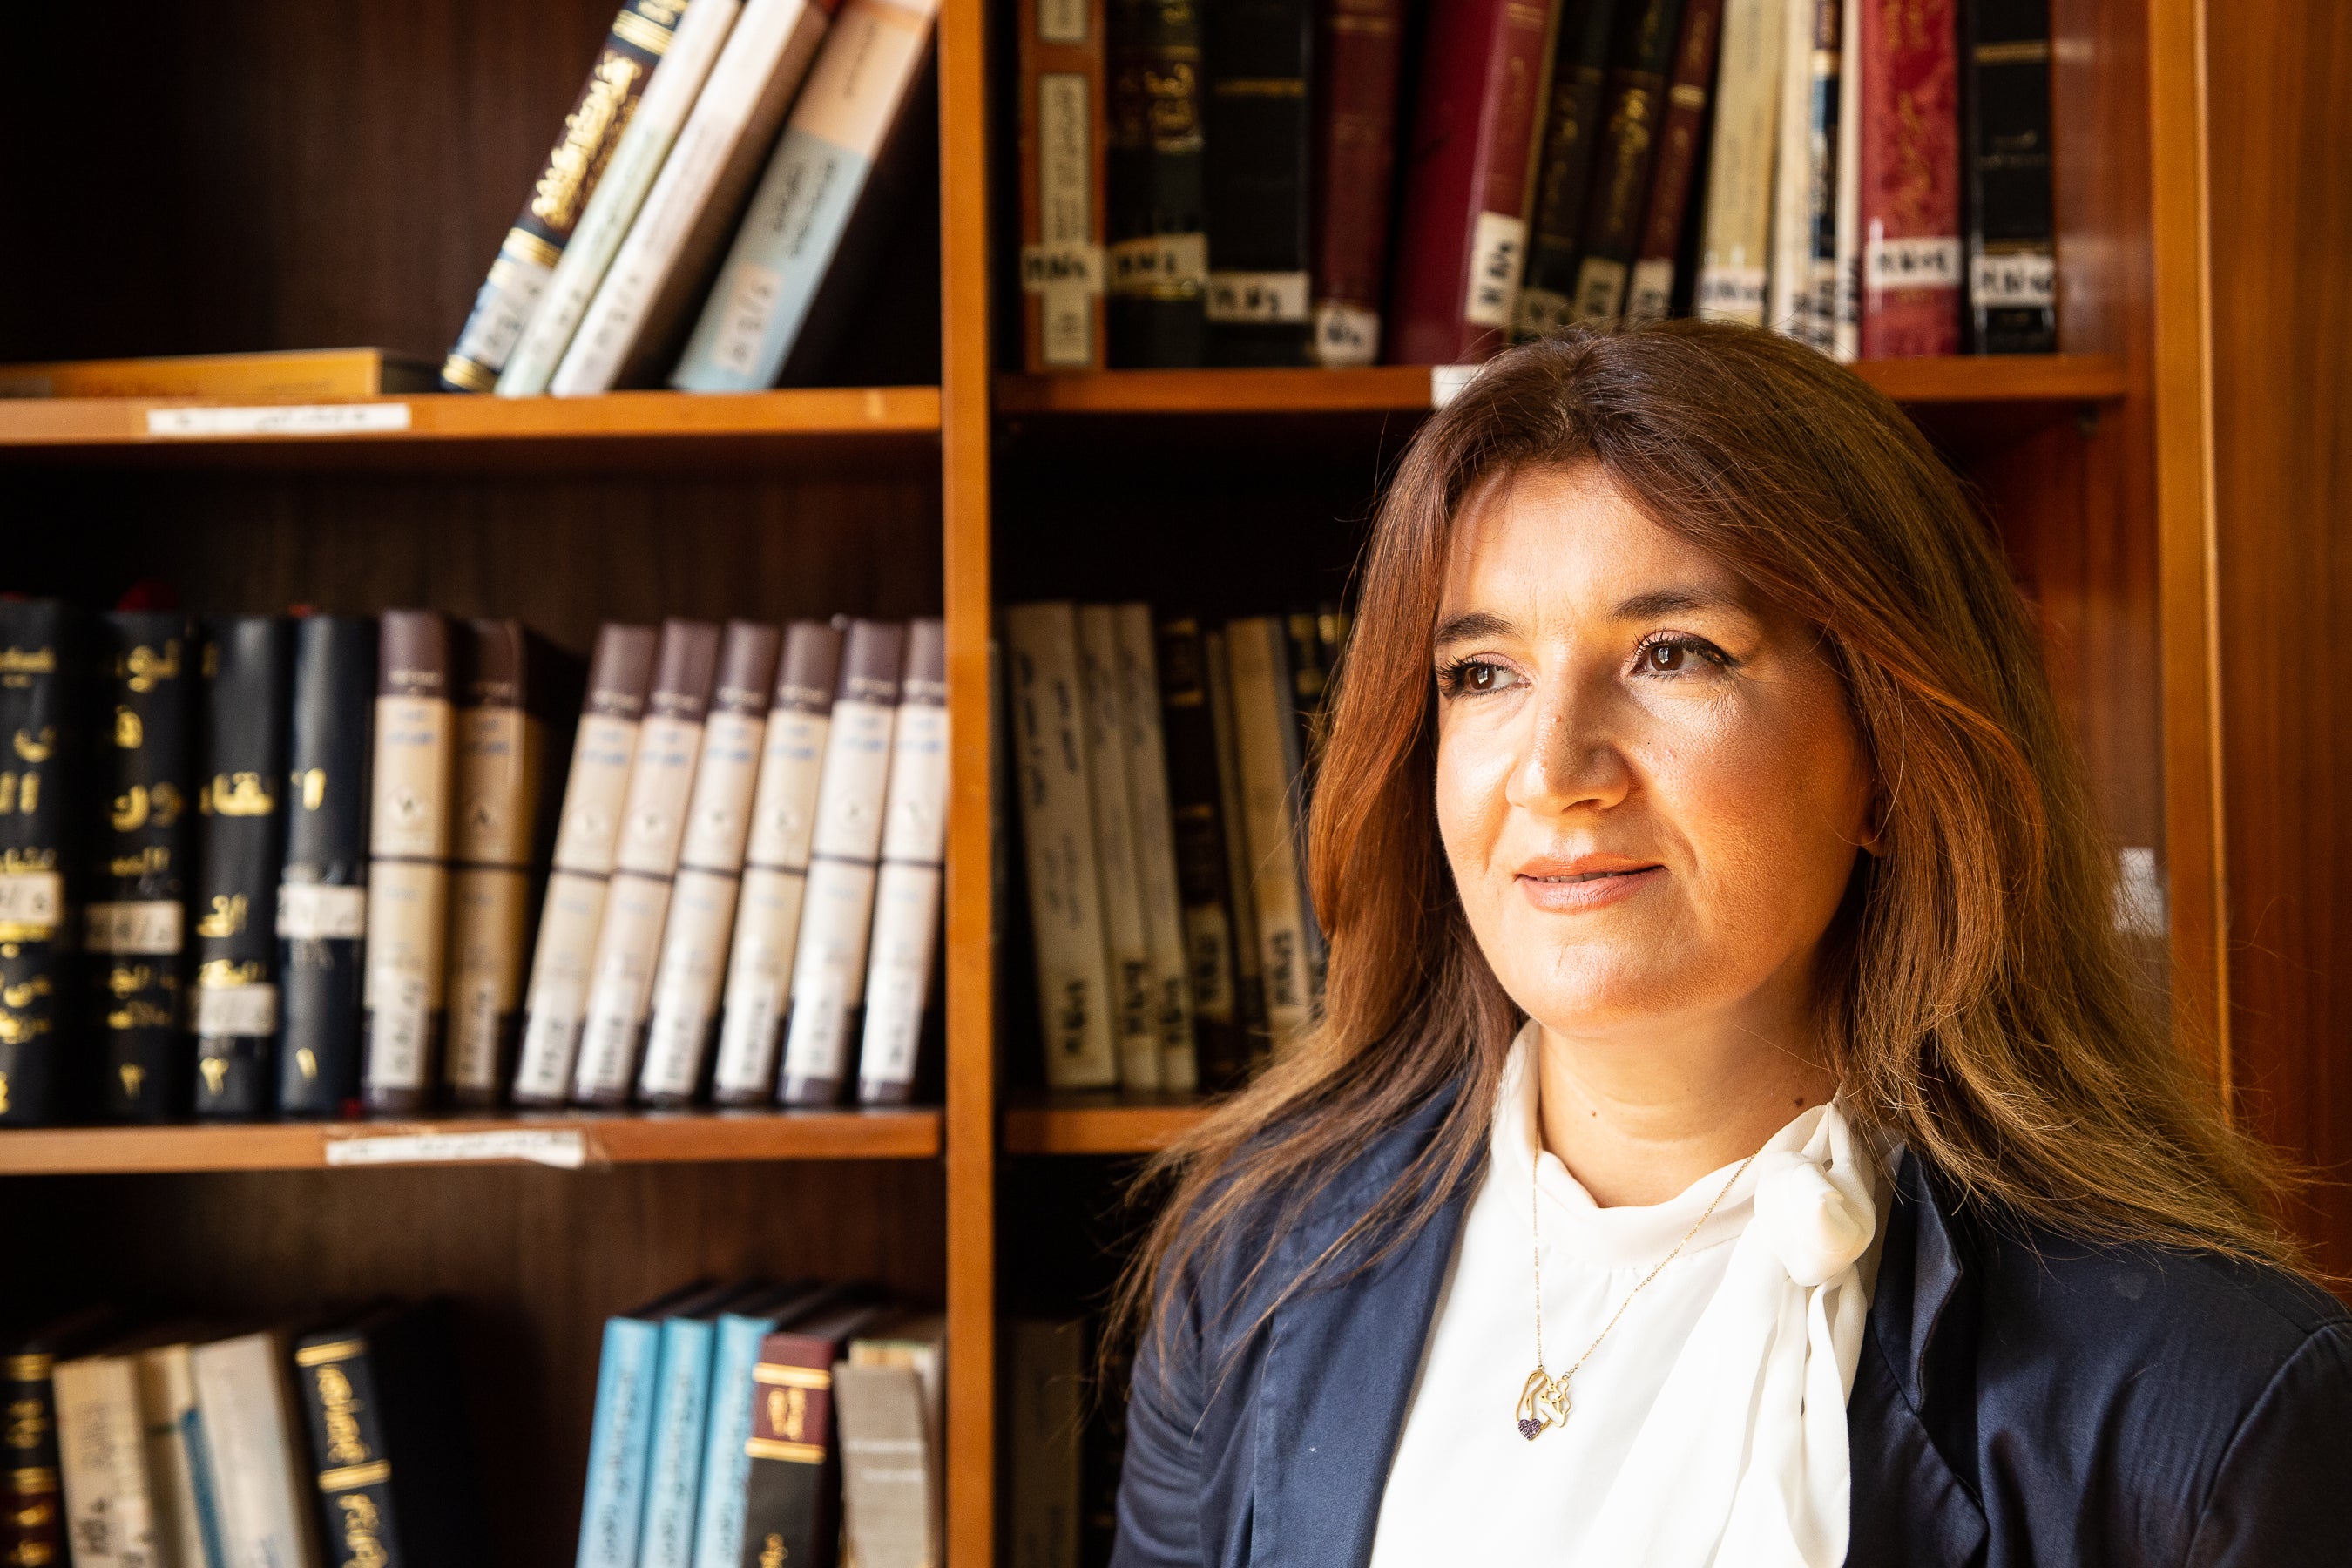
193,983,277,1038
1514,286,1574,339
1310,301,1381,368
1695,267,1769,324
1865,233,1963,291
1109,233,1207,296
1463,212,1527,328
277,881,368,940
0,871,63,927
1038,0,1087,44
367,970,433,1089
1206,271,1311,324
1971,247,2056,308
325,1128,587,1169
86,900,183,955
147,403,414,439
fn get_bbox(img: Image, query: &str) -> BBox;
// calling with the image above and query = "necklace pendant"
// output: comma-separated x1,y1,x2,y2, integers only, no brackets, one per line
1514,1367,1570,1441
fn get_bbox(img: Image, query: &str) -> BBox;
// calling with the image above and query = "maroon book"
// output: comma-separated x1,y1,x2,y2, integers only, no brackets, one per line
1308,0,1409,366
1625,0,1725,321
1383,0,1562,366
1859,0,1963,355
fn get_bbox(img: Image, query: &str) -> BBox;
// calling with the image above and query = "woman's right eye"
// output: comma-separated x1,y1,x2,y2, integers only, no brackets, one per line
1440,659,1520,697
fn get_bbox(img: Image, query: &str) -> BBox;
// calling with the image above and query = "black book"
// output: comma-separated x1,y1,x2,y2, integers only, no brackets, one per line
1152,618,1248,1089
1963,0,2058,353
1201,0,1315,366
1517,0,1620,338
277,616,376,1118
0,600,79,1125
293,1301,490,1568
0,1305,118,1568
193,615,293,1119
739,1297,889,1568
1569,0,1687,323
86,611,196,1120
1108,0,1209,367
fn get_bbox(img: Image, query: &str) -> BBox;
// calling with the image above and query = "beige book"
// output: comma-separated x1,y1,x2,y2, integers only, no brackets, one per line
1697,0,1786,325
1223,618,1315,1056
1077,606,1160,1091
1112,605,1197,1092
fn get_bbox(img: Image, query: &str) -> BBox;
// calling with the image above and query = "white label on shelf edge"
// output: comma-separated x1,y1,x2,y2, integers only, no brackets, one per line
146,403,413,438
323,1127,589,1169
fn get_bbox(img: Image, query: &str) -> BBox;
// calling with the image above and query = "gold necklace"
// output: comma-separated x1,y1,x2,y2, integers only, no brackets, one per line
1516,1143,1759,1441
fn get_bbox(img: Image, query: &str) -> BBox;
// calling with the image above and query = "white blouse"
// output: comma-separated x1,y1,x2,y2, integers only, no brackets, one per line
1368,1026,1885,1568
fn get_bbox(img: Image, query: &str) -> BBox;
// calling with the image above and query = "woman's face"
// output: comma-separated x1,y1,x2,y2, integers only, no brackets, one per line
1433,464,1875,1050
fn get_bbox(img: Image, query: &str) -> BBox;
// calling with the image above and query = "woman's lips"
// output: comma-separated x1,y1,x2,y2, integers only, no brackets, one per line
1513,862,1666,911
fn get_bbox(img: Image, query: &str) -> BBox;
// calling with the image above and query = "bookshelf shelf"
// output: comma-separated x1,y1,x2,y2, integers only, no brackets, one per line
1002,1093,1217,1157
992,354,2130,419
0,1108,943,1175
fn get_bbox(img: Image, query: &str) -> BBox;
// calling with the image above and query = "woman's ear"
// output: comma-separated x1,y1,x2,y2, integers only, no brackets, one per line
1858,790,1889,857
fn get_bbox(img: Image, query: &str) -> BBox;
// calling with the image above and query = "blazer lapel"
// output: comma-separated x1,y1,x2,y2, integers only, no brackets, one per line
1249,1099,1473,1568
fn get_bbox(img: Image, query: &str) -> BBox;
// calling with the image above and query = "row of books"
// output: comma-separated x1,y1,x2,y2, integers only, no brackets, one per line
0,604,946,1125
440,0,936,397
1001,605,1339,1093
1020,0,2054,372
1,1285,941,1568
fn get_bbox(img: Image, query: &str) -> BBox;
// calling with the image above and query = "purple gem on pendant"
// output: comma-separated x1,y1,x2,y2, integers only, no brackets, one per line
1517,1417,1544,1441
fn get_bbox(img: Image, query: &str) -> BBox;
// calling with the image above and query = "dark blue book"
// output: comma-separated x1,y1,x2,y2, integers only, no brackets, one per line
193,615,293,1119
275,616,376,1118
0,599,80,1125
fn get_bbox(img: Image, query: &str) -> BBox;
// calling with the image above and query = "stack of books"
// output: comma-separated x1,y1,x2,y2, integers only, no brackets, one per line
1017,0,2056,371
0,603,946,1127
1001,604,1343,1094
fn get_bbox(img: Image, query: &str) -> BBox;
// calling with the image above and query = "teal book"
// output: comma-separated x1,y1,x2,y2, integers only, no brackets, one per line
636,1285,764,1568
671,0,940,392
686,1282,838,1568
576,1282,727,1568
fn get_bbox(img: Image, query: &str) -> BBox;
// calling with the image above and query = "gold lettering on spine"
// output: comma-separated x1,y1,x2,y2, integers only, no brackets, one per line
301,767,328,810
121,641,180,693
113,708,143,750
335,1490,389,1568
531,53,644,230
12,727,51,763
314,1365,371,1465
195,896,249,938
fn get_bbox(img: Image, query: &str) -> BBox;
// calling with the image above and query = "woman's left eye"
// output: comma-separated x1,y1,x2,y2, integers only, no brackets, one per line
1633,636,1729,676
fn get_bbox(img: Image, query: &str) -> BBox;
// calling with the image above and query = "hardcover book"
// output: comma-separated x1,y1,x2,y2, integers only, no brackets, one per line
1387,0,1562,364
1107,0,1208,367
1694,0,1785,325
192,615,292,1119
441,0,689,391
713,622,843,1104
1623,0,1725,321
276,616,376,1118
578,1283,732,1568
1152,618,1247,1088
1076,606,1158,1090
362,611,454,1112
1114,606,1192,1090
1017,0,1111,369
1223,617,1316,1056
1307,0,1409,366
0,598,77,1125
1962,0,2057,351
1768,0,1842,348
132,1339,220,1568
1857,0,1960,356
736,1301,889,1568
87,610,196,1121
190,1328,322,1568
777,619,905,1105
636,1288,751,1568
1568,0,1688,323
1832,0,1862,361
2,1308,120,1568
1517,0,1621,340
835,1314,945,1568
689,1283,839,1568
856,619,947,1105
53,1337,166,1568
514,623,659,1104
1201,0,1317,365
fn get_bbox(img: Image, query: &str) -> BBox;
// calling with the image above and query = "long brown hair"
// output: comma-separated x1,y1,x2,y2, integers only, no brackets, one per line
1118,321,2299,1351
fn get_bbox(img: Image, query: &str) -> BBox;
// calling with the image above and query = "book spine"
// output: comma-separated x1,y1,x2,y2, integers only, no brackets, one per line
499,0,749,396
673,0,941,391
192,1334,320,1568
1304,0,1407,366
1106,0,1208,368
0,600,76,1126
576,1317,664,1568
1625,0,1725,321
515,624,657,1105
777,620,904,1105
1833,0,1862,360
1201,0,1317,366
1112,606,1194,1092
1387,0,1558,364
856,620,948,1104
713,622,842,1102
54,1357,159,1568
1962,0,2055,351
1517,0,1620,338
133,1347,211,1568
832,1363,936,1568
1694,0,1784,326
1800,0,1844,348
3,1347,70,1568
445,621,539,1105
1152,620,1246,1088
637,1321,720,1568
551,0,836,395
1768,0,1818,339
362,612,454,1112
1076,607,1159,1091
577,621,720,1103
1223,618,1315,1055
737,1339,842,1568
639,623,781,1102
1002,605,1119,1090
1567,0,1687,323
1858,0,1963,356
1200,629,1270,1069
277,617,375,1117
87,612,195,1121
1018,0,1110,369
440,0,687,391
192,616,293,1119
689,1315,780,1568
293,1334,405,1568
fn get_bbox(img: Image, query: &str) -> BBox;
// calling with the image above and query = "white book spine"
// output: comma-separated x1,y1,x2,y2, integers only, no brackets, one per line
55,1357,159,1568
192,1335,318,1568
1698,0,1786,326
777,681,897,1095
550,0,830,395
135,1347,206,1568
1225,619,1315,1055
1768,0,1821,341
856,674,948,1098
1830,0,1862,362
364,686,453,1093
1113,605,1196,1092
1077,606,1160,1091
497,0,748,395
711,698,832,1099
1003,605,1119,1090
515,706,643,1099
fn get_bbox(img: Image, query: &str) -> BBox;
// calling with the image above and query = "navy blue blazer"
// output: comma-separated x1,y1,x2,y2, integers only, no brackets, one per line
1112,1086,2352,1567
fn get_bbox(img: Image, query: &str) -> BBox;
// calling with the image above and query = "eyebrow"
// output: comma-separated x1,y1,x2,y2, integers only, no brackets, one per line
1431,588,1747,648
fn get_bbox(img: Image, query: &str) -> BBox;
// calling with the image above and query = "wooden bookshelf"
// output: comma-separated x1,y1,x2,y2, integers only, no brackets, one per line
1002,1093,1218,1157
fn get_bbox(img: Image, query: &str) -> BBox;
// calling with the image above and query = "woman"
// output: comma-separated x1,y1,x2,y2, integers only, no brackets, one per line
1110,324,2351,1568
